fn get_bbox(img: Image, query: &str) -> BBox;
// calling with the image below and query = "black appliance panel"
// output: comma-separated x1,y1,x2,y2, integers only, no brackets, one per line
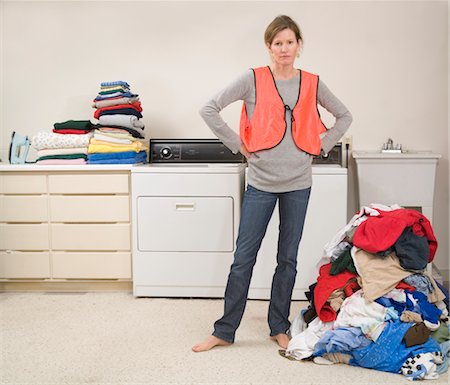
150,139,245,163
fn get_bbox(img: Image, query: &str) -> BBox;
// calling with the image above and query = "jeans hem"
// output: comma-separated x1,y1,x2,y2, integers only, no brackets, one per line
212,331,234,344
269,327,290,337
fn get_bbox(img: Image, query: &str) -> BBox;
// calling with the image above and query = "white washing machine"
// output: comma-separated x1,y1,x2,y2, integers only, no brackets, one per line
132,139,347,299
131,162,246,297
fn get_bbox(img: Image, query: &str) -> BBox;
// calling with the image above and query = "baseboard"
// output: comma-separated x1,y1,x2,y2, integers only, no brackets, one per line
0,280,132,292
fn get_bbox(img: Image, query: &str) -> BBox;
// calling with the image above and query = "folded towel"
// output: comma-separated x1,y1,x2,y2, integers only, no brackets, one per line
37,154,88,161
88,138,147,154
37,147,88,157
36,158,87,165
87,150,147,161
32,131,93,150
87,151,147,164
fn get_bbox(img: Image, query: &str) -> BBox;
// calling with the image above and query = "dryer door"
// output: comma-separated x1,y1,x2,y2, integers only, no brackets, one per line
137,196,234,252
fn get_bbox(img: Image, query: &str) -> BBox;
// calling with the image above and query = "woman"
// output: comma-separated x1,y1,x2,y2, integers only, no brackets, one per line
192,15,352,352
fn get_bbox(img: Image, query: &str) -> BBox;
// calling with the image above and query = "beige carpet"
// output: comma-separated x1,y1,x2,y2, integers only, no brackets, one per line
1,292,448,385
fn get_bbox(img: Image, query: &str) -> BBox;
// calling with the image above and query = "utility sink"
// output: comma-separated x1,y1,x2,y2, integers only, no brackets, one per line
352,150,441,223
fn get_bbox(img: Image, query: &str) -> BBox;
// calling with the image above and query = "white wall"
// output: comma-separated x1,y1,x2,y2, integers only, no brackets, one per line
1,0,448,273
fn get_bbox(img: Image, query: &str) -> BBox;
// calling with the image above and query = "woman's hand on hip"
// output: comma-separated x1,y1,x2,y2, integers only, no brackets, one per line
240,144,251,159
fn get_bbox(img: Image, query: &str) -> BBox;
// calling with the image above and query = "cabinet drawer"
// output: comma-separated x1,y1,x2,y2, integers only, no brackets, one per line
0,196,48,222
0,251,50,278
52,252,131,279
0,174,47,194
50,224,130,250
137,196,233,252
48,174,129,194
0,224,49,250
50,196,129,222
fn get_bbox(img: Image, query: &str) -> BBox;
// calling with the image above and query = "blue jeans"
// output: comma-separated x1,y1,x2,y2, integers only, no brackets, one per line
213,184,311,343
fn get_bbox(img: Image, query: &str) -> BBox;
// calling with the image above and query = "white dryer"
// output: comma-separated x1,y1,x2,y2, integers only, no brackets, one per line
131,163,246,297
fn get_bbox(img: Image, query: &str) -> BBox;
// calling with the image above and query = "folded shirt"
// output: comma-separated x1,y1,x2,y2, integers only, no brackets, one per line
94,92,138,101
100,80,130,88
99,85,130,93
53,120,93,130
93,102,142,119
99,88,129,96
52,129,91,135
93,132,133,145
98,108,143,119
92,96,139,109
94,129,134,140
98,114,145,130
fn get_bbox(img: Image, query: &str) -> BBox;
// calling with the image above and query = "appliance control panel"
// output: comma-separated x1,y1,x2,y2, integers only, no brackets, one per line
150,139,245,163
150,139,345,166
313,143,344,166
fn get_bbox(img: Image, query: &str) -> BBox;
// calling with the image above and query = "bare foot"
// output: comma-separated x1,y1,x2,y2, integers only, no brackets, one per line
271,333,290,349
192,335,232,352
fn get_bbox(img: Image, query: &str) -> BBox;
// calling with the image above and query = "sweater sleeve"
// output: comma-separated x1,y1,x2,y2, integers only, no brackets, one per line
317,79,353,154
199,70,254,154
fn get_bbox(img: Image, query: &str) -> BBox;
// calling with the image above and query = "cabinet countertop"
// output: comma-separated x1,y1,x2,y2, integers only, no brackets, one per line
0,163,134,171
1,163,347,174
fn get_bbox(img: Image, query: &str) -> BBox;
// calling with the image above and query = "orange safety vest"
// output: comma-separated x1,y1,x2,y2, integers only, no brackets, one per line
239,66,327,155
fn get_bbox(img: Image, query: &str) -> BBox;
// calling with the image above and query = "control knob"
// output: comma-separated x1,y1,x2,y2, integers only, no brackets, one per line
160,147,173,159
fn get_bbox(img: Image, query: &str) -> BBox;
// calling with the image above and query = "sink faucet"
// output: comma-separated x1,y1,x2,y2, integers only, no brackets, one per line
387,138,393,150
382,138,403,152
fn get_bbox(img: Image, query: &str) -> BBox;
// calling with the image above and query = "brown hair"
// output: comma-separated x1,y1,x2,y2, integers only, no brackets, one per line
264,15,303,46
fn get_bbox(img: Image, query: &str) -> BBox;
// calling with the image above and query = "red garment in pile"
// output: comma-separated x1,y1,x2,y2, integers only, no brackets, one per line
314,263,358,322
352,209,437,262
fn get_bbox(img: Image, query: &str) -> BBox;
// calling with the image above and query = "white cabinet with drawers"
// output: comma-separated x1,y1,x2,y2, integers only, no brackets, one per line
0,166,132,284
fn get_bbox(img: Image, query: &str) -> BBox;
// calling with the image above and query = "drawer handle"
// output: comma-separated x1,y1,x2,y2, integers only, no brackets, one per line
175,203,195,211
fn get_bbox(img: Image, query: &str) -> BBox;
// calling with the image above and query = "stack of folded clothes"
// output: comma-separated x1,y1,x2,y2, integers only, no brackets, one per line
89,80,148,164
32,120,94,164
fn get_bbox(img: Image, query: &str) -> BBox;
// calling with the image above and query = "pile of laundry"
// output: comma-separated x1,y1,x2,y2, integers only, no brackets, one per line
88,80,148,164
31,120,94,165
284,204,450,381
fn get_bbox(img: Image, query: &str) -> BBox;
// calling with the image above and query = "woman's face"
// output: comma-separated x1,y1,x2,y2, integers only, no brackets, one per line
267,28,300,66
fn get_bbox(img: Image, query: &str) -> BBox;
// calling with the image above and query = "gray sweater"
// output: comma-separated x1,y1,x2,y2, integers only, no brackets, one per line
200,69,352,192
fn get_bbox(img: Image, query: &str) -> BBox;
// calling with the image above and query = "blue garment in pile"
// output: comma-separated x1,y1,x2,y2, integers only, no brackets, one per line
375,290,442,325
349,320,441,373
314,327,371,356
